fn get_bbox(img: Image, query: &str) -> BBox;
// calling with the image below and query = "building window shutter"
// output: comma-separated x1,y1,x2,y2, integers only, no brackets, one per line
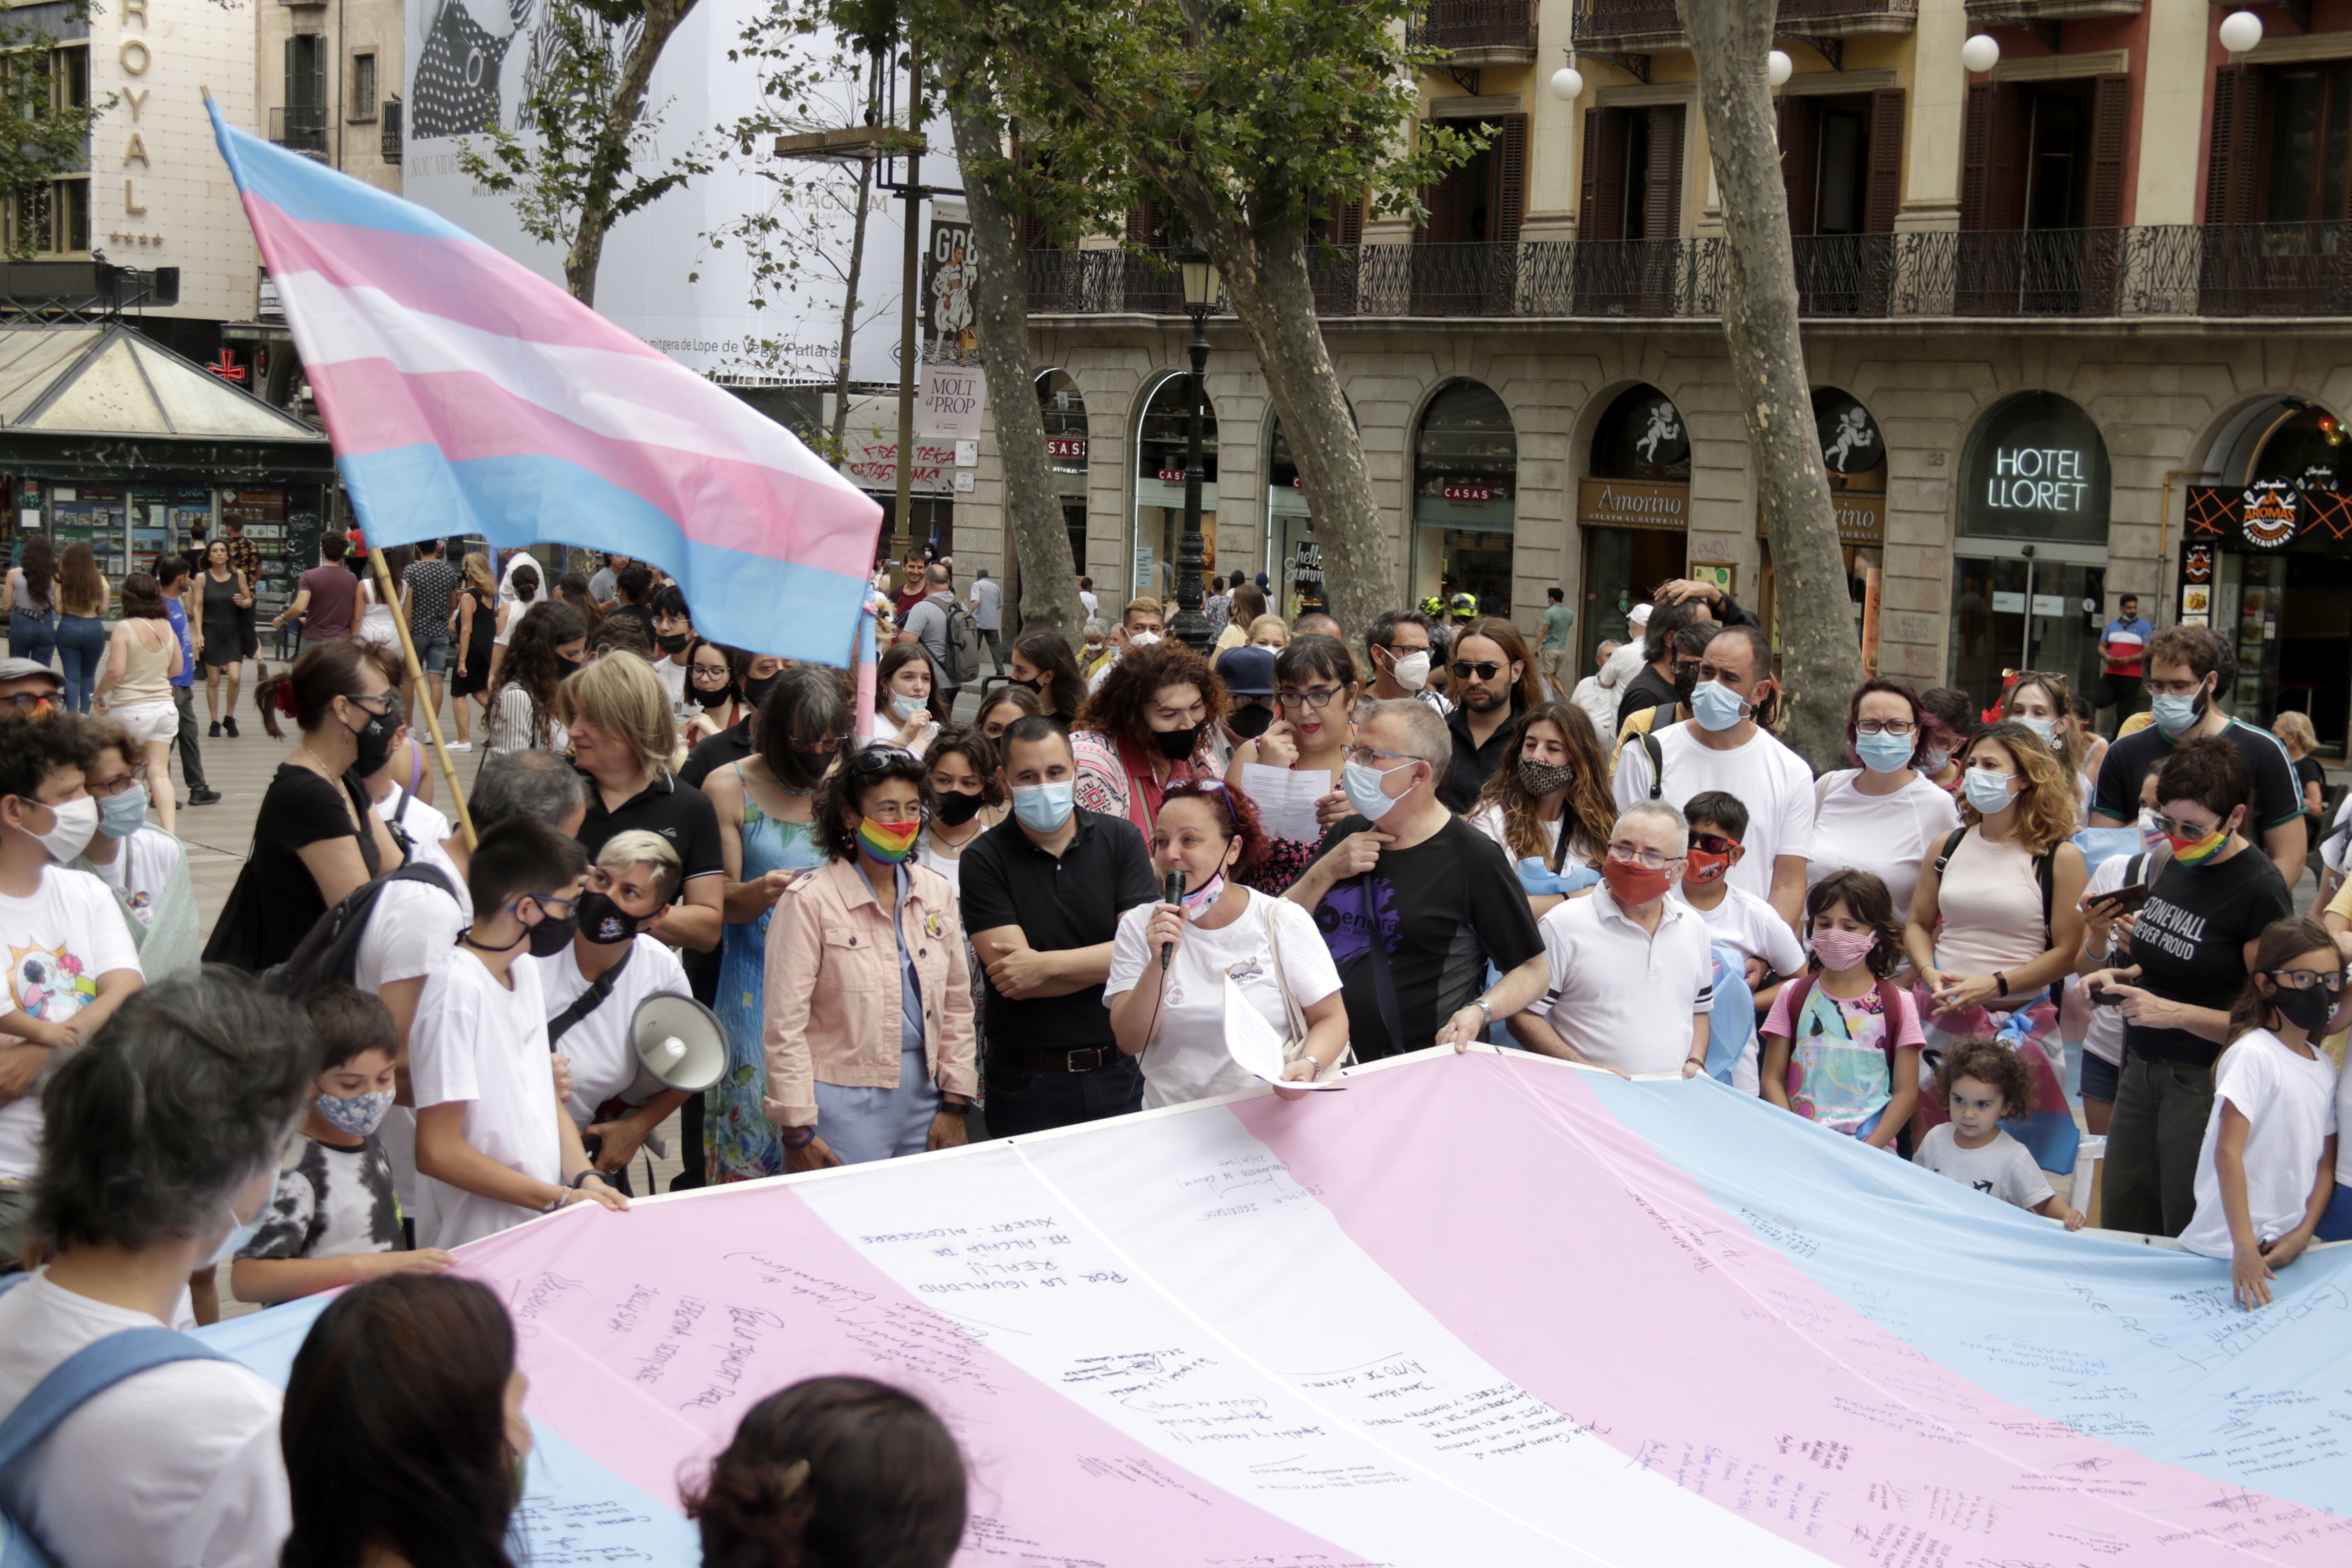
1337,192,1364,248
2088,74,2130,228
1864,88,1904,235
1646,105,1685,241
1489,113,1527,248
1779,94,1819,239
1959,80,1994,231
2206,64,2264,225
1581,107,1626,242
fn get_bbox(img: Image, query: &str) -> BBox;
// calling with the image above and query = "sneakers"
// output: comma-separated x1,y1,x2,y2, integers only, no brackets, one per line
222,715,239,738
446,741,472,752
189,787,223,806
207,720,221,738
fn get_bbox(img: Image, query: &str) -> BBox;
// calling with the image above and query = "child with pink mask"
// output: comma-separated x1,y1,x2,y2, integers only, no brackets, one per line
1758,868,1924,1150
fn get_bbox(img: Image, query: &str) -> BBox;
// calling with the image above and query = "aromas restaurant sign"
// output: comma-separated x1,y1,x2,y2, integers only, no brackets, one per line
1577,478,1687,532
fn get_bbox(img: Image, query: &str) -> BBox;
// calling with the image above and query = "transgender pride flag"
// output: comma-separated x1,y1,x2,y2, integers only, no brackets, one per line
208,100,882,662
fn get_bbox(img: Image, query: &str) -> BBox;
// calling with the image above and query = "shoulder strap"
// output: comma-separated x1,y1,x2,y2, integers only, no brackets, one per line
1874,978,1907,1066
2035,845,2056,941
1786,972,1816,1033
547,943,635,1048
0,1326,230,1480
1932,827,1967,877
1639,729,1664,802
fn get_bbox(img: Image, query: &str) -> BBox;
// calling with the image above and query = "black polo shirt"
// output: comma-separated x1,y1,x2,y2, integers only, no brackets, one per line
679,718,755,790
1440,696,1524,813
957,808,1157,1053
576,769,725,884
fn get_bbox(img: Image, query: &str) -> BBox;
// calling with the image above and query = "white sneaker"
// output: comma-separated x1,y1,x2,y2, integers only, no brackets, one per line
445,741,473,752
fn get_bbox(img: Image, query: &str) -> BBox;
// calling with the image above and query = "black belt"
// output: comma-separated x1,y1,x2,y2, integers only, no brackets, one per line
994,1043,1124,1073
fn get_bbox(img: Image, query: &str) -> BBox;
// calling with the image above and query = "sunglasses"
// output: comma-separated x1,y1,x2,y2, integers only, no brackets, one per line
847,745,919,776
1688,831,1736,857
2147,812,2225,840
1451,661,1504,681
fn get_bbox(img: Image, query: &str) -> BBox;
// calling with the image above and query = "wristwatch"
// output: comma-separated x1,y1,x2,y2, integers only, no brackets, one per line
1473,997,1494,1026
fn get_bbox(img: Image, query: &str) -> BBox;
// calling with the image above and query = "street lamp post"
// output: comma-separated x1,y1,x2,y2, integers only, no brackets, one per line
1173,244,1221,654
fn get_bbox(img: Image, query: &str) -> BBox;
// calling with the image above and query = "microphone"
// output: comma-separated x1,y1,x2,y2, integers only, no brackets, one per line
1161,869,1186,969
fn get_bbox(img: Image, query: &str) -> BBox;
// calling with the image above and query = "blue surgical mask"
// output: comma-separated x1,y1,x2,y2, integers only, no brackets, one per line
2015,715,2057,745
315,1088,395,1139
1962,768,2019,816
1342,758,1415,822
205,1199,265,1268
1010,780,1075,832
1690,680,1749,733
96,783,149,839
891,695,928,722
1855,731,1915,775
2151,691,2202,736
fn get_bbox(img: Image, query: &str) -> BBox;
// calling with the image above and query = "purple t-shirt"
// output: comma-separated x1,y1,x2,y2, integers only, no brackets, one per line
297,563,358,639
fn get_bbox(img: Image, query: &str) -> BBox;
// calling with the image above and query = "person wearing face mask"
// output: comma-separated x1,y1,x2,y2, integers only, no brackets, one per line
647,584,698,710
1610,623,1714,763
485,599,588,758
960,718,1158,1134
205,642,407,972
1285,701,1547,1059
1107,780,1348,1105
1508,800,1714,1077
914,728,1006,894
2084,739,2293,1238
1210,643,1281,763
1806,678,1962,927
1363,608,1452,716
2091,625,2307,894
682,651,789,786
565,652,724,956
1914,687,1974,797
1467,701,1615,917
1083,597,1170,692
1071,640,1226,836
0,710,144,1270
1006,630,1085,727
1674,793,1807,1085
409,816,629,1249
1614,625,1816,930
876,643,945,757
0,973,299,1566
701,667,840,1183
2000,672,2090,825
231,985,455,1306
530,833,694,1195
1611,600,1703,734
69,717,199,980
763,745,976,1169
682,640,749,747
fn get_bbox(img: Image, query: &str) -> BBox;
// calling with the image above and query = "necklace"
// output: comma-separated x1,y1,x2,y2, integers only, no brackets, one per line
927,818,983,855
299,743,341,778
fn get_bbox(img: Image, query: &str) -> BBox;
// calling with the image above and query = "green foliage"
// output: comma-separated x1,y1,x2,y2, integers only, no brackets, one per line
0,21,112,262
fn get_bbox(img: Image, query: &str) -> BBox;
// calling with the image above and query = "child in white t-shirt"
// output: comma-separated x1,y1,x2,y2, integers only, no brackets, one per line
2178,919,2341,1310
1675,792,1805,1093
1914,1037,2086,1228
409,818,628,1250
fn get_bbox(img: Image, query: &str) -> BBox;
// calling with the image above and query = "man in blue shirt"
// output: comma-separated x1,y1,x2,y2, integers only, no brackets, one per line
2092,592,2154,735
155,554,220,806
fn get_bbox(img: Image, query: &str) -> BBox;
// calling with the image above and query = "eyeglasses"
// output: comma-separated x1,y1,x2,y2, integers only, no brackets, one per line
2267,968,2345,994
1451,661,1504,681
2144,676,2207,697
1343,744,1421,770
0,692,53,710
85,772,141,799
1854,720,1916,737
1607,840,1685,872
1277,686,1345,709
1688,831,1736,857
520,892,582,918
2147,812,2224,840
689,666,733,683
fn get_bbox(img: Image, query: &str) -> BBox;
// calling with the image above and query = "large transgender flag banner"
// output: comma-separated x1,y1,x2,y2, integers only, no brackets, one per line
205,101,882,662
202,1051,2352,1565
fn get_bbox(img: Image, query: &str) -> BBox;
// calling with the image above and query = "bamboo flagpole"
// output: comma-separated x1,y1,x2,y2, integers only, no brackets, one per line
368,545,478,850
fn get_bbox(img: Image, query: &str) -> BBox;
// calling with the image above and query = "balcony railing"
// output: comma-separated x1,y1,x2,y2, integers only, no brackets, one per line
1407,1,1538,64
1028,226,2352,322
269,106,327,159
1579,0,1919,49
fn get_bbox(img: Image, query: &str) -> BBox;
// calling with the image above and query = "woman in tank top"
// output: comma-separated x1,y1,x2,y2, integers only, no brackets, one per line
91,573,187,834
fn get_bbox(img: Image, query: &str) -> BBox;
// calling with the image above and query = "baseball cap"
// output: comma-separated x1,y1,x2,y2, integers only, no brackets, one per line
1214,645,1277,697
0,658,63,690
1628,604,1654,627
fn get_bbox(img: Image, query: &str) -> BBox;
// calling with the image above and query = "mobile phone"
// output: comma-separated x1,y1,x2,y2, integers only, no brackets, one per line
2088,882,2150,916
2090,984,2127,1007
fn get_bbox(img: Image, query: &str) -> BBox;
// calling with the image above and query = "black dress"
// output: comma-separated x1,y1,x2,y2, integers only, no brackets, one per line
202,764,386,971
451,587,497,697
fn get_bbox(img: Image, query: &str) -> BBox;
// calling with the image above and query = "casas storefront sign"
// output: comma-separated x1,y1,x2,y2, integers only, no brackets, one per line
1578,477,1687,532
2239,479,2300,548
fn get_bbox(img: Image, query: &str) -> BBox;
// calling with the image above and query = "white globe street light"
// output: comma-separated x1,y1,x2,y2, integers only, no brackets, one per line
1960,34,2000,74
1768,50,1793,89
1549,63,1585,102
2218,10,2264,54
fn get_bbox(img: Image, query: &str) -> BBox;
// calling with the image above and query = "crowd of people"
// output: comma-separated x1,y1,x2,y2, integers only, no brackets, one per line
1,533,2349,1563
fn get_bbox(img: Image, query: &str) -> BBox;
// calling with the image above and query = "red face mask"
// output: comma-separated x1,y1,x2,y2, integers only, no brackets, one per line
1683,846,1731,885
1602,857,1676,906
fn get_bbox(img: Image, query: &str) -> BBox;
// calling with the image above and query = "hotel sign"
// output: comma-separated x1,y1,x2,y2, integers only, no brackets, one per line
1578,478,1689,532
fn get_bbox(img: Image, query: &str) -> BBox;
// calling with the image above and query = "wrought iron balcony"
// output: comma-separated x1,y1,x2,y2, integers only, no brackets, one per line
1028,226,2352,323
269,106,328,159
1408,1,1538,67
1578,0,1918,54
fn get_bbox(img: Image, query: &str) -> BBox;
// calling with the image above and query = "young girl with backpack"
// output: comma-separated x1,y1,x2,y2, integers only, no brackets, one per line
1759,869,1924,1152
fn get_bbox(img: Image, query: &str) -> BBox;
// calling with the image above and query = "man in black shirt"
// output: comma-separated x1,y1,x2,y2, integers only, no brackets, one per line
2087,739,2291,1237
1291,699,1548,1057
1614,600,1701,731
959,717,1158,1135
1439,622,1538,813
2091,624,2305,890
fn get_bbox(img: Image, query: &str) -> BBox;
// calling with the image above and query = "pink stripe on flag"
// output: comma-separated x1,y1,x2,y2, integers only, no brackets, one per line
307,359,875,582
1236,1060,2338,1564
243,197,666,360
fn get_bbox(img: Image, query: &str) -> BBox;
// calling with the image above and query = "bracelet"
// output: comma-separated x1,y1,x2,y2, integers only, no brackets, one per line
781,1125,817,1150
569,1169,601,1190
1995,971,2011,998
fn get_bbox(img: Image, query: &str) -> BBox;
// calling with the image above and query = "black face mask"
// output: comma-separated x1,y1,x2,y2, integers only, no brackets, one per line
1227,703,1276,739
556,654,585,680
352,695,400,777
1153,723,1204,760
575,891,643,946
933,788,986,827
657,632,691,655
690,683,733,710
523,904,579,957
1673,663,1701,706
1010,677,1042,693
2269,981,2335,1035
743,671,782,712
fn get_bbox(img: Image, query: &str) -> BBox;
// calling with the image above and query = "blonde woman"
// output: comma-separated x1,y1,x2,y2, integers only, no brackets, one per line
2272,709,2327,861
91,573,186,834
2000,671,2090,825
559,650,723,950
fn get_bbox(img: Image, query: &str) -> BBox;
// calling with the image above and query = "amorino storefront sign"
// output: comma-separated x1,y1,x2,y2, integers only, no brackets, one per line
1577,477,1688,532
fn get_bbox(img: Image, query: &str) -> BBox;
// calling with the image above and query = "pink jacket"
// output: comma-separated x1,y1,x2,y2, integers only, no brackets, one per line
761,856,977,1128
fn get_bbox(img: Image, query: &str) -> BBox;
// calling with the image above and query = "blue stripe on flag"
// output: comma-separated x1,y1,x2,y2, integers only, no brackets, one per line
339,445,870,663
208,99,482,243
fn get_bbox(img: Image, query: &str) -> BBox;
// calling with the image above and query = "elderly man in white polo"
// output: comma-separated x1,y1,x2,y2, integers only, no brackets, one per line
1501,798,1714,1077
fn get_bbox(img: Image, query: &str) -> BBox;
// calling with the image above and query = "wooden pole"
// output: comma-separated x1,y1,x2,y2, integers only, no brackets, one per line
368,546,477,850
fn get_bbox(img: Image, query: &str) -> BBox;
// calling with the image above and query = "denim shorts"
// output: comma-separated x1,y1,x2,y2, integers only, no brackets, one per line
413,630,454,673
2079,1049,2119,1106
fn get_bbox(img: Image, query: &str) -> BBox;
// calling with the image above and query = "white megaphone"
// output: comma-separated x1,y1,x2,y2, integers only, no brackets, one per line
623,993,728,1107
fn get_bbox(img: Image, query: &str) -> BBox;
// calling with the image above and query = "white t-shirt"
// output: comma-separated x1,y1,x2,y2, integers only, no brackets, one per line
1079,588,1099,618
1106,888,1342,1110
0,865,143,1179
1529,884,1714,1075
2179,1028,2339,1259
1806,769,1961,922
375,786,453,867
1468,803,1561,863
351,862,470,1213
1613,721,1816,905
0,1271,289,1568
1676,881,1806,978
530,937,692,1128
2076,850,2138,1068
655,654,689,710
1912,1124,2055,1213
407,952,561,1249
970,576,1002,630
82,826,184,925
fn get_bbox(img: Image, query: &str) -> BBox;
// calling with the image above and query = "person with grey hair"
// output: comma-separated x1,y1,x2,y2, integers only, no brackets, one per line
1508,801,1715,1077
0,971,315,1565
1286,698,1546,1058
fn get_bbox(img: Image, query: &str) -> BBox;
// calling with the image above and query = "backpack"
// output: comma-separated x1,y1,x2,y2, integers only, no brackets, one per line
0,1273,231,1568
931,595,982,686
1781,971,1910,1070
1637,721,1667,802
261,863,457,999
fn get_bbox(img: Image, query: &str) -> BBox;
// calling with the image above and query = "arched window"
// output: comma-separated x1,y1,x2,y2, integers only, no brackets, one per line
1576,384,1689,672
1412,380,1516,619
1754,388,1891,646
1131,371,1217,604
1037,369,1090,573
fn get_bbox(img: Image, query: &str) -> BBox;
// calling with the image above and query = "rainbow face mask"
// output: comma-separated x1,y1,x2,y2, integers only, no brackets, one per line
2167,821,2229,866
857,816,921,864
